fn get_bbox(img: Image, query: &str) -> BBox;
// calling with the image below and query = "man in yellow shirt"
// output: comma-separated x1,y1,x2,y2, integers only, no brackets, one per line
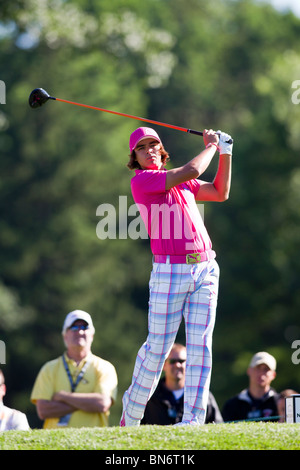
31,310,118,428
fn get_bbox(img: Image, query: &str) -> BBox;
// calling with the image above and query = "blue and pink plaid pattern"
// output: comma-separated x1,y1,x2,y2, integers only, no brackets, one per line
121,259,219,425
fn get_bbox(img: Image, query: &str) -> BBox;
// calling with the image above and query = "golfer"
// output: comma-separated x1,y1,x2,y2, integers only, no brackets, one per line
121,127,233,426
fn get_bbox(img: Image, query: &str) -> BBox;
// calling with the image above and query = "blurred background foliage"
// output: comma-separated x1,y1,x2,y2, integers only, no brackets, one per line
1,0,300,426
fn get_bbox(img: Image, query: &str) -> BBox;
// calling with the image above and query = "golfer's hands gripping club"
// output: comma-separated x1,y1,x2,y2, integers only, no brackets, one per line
217,130,233,155
203,129,220,150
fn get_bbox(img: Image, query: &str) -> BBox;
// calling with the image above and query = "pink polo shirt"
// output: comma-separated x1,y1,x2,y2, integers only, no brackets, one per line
131,169,212,255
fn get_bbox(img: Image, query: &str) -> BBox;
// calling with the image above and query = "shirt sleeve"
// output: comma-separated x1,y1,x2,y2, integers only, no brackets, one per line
131,170,167,199
186,178,201,197
9,410,30,430
30,362,56,403
94,359,118,403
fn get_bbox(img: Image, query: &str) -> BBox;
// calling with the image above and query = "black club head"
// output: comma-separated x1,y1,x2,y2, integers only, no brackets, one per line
29,88,53,108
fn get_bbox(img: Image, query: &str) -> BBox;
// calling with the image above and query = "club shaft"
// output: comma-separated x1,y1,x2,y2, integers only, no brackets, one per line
53,97,203,136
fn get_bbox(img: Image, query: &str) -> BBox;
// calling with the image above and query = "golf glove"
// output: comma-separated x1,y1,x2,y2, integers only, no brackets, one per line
217,130,233,155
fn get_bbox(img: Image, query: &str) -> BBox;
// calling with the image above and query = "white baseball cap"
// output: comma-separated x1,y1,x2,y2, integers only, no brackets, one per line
62,310,94,334
249,351,276,371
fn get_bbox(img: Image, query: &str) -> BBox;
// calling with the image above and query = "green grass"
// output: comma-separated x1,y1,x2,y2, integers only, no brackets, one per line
0,423,299,450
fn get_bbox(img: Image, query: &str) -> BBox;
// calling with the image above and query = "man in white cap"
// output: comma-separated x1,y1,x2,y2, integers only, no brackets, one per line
31,310,117,428
222,351,278,422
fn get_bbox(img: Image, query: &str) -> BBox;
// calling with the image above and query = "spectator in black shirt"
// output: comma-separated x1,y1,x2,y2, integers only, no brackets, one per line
141,343,223,425
222,351,278,422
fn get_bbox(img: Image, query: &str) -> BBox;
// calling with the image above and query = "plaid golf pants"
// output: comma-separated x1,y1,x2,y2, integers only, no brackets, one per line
122,258,220,425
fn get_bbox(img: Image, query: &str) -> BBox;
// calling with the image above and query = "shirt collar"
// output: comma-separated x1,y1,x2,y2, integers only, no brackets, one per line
63,352,91,368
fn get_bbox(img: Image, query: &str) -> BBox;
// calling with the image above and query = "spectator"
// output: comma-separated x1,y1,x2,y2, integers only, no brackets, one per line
141,343,223,425
222,351,278,422
31,310,117,428
277,389,298,422
0,369,30,431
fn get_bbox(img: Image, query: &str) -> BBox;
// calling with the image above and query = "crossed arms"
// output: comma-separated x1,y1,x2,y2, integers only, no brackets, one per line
36,391,112,420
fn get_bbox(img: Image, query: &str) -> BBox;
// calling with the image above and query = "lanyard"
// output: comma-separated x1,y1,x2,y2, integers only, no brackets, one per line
62,355,90,392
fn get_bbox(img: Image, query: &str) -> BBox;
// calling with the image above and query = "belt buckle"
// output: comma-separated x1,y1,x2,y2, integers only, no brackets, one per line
186,253,201,264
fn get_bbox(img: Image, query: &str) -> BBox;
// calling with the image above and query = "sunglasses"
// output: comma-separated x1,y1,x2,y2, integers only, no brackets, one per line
168,359,186,365
68,324,89,331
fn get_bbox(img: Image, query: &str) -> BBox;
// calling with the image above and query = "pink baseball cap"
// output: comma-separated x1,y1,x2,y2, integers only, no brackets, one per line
129,127,161,153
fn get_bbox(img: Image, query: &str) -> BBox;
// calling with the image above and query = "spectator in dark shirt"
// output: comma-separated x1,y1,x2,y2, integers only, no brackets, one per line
222,351,278,422
141,343,223,425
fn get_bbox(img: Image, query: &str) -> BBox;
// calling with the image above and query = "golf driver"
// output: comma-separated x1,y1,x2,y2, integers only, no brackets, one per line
29,88,233,143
